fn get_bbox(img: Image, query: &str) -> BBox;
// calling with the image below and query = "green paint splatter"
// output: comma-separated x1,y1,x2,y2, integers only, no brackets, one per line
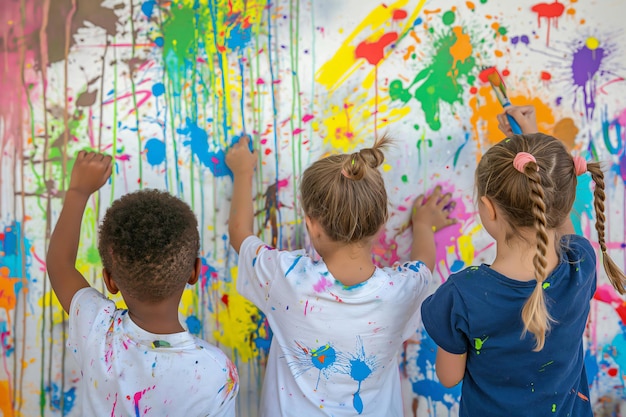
498,26,508,36
86,247,101,264
389,80,411,103
480,0,488,3
401,175,408,183
388,26,476,131
474,336,488,354
552,404,557,412
542,282,550,289
442,10,456,26
539,360,554,372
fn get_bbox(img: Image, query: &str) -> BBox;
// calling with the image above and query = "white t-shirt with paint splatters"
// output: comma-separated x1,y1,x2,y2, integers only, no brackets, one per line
67,287,238,417
237,235,432,417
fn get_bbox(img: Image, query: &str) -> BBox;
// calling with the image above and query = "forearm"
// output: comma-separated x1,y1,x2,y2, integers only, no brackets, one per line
228,173,255,253
48,190,90,270
410,223,436,271
47,189,91,312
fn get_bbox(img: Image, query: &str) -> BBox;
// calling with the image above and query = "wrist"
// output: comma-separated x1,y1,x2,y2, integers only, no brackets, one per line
65,188,93,201
413,221,436,235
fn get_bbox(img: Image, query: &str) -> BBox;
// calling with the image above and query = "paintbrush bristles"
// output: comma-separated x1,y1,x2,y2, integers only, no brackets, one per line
486,71,511,106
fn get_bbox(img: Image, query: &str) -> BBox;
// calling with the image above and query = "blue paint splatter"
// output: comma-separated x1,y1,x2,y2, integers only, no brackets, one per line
347,337,376,415
47,383,76,415
226,23,252,51
141,1,156,19
186,315,202,335
144,138,166,166
285,256,302,277
178,118,231,177
151,82,165,97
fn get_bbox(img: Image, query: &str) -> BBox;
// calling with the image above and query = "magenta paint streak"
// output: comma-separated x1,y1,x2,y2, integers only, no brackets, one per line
0,1,44,150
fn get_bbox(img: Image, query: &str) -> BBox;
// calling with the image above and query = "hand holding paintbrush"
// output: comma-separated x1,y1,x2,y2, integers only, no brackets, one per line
482,66,524,135
496,105,538,136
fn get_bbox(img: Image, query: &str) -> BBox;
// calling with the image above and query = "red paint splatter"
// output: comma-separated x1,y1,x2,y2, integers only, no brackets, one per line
502,68,510,77
479,66,498,83
221,293,229,306
541,71,552,80
608,368,618,377
302,114,314,122
264,148,272,155
392,9,408,20
531,1,565,46
469,86,478,94
293,128,304,135
355,32,399,66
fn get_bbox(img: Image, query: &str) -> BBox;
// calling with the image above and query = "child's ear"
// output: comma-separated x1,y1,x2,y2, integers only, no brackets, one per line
188,258,201,285
480,196,498,221
102,269,119,294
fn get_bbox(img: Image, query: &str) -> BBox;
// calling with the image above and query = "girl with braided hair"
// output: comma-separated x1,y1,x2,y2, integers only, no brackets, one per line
421,105,626,417
226,135,455,416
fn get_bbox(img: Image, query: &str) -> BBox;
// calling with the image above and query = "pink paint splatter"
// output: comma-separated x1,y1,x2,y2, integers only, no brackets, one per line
313,276,333,293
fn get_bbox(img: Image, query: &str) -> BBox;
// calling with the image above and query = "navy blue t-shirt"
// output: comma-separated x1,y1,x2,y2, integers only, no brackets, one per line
421,235,596,417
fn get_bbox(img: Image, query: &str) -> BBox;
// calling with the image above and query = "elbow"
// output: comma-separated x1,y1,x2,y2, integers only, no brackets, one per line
437,376,462,388
437,372,463,388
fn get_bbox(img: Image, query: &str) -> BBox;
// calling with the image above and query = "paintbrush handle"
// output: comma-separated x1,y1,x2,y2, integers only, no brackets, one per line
503,103,523,134
506,113,523,135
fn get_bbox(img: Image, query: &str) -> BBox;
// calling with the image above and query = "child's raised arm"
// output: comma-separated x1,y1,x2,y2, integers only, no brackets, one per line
225,135,258,253
410,186,456,271
46,151,113,313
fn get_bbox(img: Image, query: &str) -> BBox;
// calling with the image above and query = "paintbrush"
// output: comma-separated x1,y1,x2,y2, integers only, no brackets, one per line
482,67,522,134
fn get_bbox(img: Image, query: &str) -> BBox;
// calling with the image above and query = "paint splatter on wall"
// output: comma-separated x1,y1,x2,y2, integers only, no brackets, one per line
0,0,625,415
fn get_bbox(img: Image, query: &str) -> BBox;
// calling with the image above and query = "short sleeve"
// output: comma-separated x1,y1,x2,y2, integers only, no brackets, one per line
236,235,290,310
393,261,433,341
67,287,116,362
420,279,469,355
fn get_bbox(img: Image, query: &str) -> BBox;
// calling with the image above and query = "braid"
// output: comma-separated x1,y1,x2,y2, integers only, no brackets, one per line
520,164,555,351
588,162,626,294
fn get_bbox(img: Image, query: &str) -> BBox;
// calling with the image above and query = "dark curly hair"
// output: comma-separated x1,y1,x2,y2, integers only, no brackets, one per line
98,189,200,302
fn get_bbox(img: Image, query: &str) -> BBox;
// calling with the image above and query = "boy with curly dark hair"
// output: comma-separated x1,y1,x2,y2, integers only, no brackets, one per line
47,151,238,416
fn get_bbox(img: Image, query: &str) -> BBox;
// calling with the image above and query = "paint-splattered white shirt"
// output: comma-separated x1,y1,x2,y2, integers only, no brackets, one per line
67,287,238,417
237,235,432,417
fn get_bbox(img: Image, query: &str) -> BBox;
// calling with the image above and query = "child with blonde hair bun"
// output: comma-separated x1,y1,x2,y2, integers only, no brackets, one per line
227,135,455,416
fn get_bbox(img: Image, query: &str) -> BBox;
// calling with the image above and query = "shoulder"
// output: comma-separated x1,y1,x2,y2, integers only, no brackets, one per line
194,338,236,366
561,235,596,266
380,260,433,290
422,266,486,310
69,287,115,320
240,235,313,272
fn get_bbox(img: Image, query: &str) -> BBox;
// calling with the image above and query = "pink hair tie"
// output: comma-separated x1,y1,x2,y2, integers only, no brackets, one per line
572,156,587,176
513,152,538,173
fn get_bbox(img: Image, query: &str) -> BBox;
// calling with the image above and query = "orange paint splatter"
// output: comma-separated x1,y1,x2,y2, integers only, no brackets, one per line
469,86,556,152
0,380,13,417
403,45,416,60
450,26,473,67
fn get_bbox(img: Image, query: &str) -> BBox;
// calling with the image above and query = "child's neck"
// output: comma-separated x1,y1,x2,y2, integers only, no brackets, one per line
490,229,559,282
125,295,186,334
318,241,376,287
